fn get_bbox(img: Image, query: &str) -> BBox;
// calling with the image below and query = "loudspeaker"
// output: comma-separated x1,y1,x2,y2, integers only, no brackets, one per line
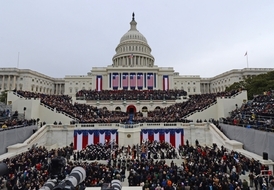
263,152,268,160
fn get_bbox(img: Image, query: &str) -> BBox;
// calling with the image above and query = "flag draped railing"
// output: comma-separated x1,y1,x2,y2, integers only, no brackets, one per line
73,129,118,150
140,128,184,148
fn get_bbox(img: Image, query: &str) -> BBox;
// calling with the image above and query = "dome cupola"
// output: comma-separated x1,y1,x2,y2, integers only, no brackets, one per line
112,13,155,68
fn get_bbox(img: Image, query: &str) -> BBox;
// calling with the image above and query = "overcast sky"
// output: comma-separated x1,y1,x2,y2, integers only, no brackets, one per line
1,1,274,78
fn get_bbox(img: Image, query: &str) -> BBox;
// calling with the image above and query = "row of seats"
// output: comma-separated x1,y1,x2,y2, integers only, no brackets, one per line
76,89,187,100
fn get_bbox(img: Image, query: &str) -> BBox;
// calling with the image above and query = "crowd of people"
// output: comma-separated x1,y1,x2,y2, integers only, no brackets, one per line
1,119,36,129
130,90,239,123
1,142,273,190
76,89,187,101
74,141,179,161
0,109,37,130
222,90,274,131
15,90,240,124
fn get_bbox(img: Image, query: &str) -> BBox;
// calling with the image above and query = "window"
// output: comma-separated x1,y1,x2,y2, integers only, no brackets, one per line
70,88,72,93
188,88,190,92
193,88,196,92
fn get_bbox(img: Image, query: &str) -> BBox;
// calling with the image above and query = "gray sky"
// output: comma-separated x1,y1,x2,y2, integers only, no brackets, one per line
1,1,274,78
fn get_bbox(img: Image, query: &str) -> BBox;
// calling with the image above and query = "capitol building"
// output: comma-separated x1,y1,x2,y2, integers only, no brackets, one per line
0,14,273,96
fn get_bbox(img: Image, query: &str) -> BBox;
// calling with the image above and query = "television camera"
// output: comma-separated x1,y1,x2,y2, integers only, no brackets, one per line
101,180,122,190
40,157,86,190
0,163,8,176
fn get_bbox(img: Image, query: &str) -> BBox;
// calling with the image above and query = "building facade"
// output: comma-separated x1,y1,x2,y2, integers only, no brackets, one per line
0,14,273,96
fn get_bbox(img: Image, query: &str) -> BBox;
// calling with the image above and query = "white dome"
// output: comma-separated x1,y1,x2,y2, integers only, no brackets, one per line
119,15,147,43
120,30,147,43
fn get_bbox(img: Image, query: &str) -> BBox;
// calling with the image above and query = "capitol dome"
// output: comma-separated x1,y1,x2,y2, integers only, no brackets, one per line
120,15,147,44
112,13,155,68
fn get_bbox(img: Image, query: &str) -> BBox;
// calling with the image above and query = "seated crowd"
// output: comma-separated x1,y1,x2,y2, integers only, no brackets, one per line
1,110,37,129
1,142,273,190
76,89,187,101
74,141,179,161
15,90,239,124
222,90,274,130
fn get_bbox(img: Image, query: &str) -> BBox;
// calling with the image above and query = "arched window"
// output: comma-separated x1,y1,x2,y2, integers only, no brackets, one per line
154,106,161,111
115,107,121,111
142,106,148,112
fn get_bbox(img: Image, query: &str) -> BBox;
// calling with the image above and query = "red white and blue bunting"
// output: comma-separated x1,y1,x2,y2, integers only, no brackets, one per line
140,129,184,148
73,130,118,150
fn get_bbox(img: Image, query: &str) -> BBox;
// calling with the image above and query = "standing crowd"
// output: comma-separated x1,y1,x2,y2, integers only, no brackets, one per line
1,141,273,190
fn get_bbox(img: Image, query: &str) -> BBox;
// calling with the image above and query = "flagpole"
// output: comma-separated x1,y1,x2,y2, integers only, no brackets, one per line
244,51,249,68
246,53,249,68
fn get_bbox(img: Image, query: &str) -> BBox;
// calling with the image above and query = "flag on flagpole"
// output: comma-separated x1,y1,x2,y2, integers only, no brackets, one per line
129,54,133,58
244,52,247,56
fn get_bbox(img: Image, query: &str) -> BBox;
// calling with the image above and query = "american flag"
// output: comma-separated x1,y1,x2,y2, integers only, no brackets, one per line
96,75,102,91
147,73,154,88
112,73,119,88
163,75,169,90
137,73,143,88
130,73,136,87
129,54,133,58
122,73,128,88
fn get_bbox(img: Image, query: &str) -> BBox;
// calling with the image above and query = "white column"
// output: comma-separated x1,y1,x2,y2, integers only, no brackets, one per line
108,73,110,89
1,76,4,91
7,75,10,90
13,76,16,90
145,57,147,66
